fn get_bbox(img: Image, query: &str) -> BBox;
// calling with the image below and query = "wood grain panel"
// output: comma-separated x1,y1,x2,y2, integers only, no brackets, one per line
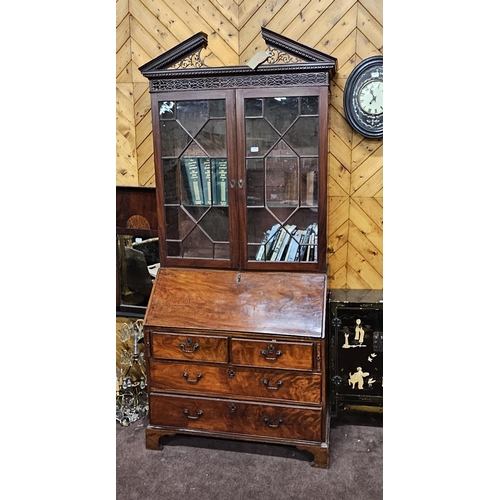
116,0,384,290
357,3,383,51
346,243,381,289
349,199,382,253
350,145,383,194
299,0,357,51
348,221,382,275
360,0,383,26
238,0,289,55
328,153,350,196
116,0,129,26
117,16,130,52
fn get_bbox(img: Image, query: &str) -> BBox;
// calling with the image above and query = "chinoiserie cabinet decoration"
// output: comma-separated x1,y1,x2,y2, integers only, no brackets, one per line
329,290,383,414
139,27,337,468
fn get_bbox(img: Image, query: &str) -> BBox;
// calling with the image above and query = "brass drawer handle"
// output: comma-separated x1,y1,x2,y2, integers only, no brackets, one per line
183,408,204,420
262,379,283,390
179,337,199,353
260,345,282,361
263,416,284,428
182,372,203,383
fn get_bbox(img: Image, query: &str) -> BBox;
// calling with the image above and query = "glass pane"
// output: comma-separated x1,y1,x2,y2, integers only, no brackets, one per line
284,116,318,156
161,121,190,157
166,240,180,257
197,119,227,157
248,206,319,262
177,100,208,137
265,155,299,207
164,206,195,240
300,96,319,115
161,91,231,262
199,206,230,242
246,158,264,206
209,99,226,118
245,118,279,157
264,97,298,133
163,159,178,204
214,243,230,259
300,158,318,207
183,225,213,258
245,98,263,117
159,100,176,118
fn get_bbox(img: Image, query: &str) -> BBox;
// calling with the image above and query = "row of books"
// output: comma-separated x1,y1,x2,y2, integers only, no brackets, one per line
181,157,228,206
255,222,318,262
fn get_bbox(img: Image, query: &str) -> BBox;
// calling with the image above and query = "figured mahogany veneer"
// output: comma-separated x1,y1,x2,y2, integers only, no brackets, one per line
143,268,330,467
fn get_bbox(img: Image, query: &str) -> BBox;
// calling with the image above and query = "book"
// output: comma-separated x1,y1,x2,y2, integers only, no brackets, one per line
310,223,318,261
263,223,281,260
270,226,288,261
255,230,269,261
305,223,318,261
299,224,313,261
305,170,316,206
285,228,302,262
198,157,213,205
276,224,296,261
181,157,204,205
212,158,229,206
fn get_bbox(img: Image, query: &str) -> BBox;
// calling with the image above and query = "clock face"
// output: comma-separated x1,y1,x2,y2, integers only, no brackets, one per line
344,56,383,138
358,80,383,115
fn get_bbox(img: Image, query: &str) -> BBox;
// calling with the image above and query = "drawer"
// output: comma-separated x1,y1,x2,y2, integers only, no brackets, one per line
149,359,321,404
231,338,314,371
149,394,323,442
150,331,228,363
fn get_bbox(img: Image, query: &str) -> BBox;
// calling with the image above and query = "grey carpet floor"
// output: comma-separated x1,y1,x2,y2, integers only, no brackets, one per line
116,414,382,500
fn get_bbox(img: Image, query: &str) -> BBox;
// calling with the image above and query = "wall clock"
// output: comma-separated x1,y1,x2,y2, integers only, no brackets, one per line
344,56,383,139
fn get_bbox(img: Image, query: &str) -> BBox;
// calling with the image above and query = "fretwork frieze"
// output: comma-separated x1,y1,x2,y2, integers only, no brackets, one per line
149,72,329,92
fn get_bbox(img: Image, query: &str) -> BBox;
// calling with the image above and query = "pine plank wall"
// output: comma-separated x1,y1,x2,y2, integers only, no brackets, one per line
116,0,383,291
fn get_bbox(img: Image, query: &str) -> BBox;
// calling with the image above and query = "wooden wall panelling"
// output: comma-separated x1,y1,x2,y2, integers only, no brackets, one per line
117,82,138,185
116,0,383,290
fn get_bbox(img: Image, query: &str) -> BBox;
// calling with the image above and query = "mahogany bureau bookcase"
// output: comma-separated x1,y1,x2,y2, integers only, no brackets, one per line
139,27,337,468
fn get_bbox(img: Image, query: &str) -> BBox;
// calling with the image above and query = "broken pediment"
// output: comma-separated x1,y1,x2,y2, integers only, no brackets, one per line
139,27,337,79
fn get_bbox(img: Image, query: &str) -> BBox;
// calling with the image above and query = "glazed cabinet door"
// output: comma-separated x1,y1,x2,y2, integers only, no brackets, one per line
237,87,328,271
151,89,239,268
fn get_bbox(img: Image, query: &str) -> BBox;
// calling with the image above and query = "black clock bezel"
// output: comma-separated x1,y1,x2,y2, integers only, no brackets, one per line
344,56,383,139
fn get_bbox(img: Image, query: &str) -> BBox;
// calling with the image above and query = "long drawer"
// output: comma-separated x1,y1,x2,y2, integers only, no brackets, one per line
149,393,323,442
149,359,321,404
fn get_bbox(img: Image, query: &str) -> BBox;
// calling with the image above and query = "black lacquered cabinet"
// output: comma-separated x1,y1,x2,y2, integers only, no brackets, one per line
329,290,383,413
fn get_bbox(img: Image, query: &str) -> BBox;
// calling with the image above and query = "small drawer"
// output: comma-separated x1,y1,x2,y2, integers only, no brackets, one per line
231,339,314,371
149,359,321,404
150,331,228,363
149,394,323,442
